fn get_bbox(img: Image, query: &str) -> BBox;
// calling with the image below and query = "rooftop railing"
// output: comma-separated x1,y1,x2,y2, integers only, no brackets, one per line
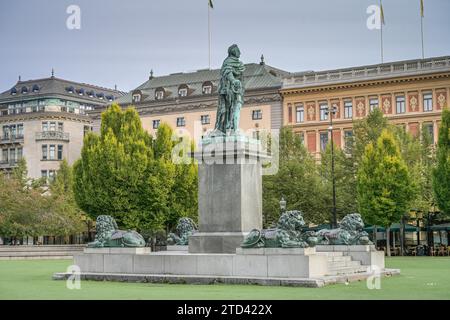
283,56,450,88
0,134,24,143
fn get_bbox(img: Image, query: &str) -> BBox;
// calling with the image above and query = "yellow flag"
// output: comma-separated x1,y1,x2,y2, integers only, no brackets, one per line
209,0,213,9
380,2,385,25
420,0,424,17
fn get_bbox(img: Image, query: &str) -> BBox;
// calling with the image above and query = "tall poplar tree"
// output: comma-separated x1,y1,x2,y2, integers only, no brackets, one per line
357,130,414,256
433,109,450,216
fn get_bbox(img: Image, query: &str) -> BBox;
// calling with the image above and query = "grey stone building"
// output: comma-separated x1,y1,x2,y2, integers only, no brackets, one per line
0,74,123,179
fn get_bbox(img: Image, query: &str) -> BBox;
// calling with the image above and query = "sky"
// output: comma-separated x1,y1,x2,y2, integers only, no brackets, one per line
0,0,449,93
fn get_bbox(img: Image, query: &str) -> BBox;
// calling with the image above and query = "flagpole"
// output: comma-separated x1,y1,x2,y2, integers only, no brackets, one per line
380,0,384,63
208,1,211,69
421,2,425,59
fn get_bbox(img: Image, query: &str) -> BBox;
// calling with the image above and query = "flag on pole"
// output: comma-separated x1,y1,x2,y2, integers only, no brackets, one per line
380,2,385,25
209,0,213,9
420,0,424,17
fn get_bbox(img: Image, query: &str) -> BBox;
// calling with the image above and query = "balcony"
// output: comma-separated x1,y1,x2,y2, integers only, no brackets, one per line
35,131,70,142
0,134,24,144
0,160,18,169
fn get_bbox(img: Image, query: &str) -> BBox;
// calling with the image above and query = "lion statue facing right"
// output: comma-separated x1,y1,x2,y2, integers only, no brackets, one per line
316,213,371,245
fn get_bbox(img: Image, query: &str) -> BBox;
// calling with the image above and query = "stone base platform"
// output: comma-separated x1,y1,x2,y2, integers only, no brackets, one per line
53,268,400,288
53,246,398,287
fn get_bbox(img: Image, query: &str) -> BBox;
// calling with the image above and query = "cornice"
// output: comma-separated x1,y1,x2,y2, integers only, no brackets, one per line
0,111,92,124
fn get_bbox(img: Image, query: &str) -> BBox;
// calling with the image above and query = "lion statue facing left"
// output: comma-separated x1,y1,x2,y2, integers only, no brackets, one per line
316,213,371,245
88,215,146,248
241,210,318,248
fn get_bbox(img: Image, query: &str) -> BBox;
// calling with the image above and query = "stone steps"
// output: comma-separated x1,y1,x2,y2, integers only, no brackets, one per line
0,245,85,260
318,251,369,276
327,266,369,276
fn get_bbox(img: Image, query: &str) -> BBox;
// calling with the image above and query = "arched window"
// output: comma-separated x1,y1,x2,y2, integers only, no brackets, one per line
66,86,75,93
10,88,17,95
202,81,213,95
32,85,40,93
86,90,95,98
132,91,142,103
21,86,28,94
96,93,105,100
155,88,165,100
77,88,85,96
178,84,189,97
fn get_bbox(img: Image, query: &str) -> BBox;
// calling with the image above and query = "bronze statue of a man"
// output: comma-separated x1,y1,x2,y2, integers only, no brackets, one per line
214,44,246,134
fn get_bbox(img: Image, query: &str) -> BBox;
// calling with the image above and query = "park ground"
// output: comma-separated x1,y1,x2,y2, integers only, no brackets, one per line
0,257,449,300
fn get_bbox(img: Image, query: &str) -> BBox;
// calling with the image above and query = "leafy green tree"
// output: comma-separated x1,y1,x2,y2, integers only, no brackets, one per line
73,104,160,230
319,143,357,221
357,130,414,256
433,109,450,216
263,127,327,226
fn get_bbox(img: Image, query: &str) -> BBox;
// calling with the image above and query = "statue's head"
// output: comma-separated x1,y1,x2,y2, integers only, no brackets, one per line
176,217,197,235
96,215,118,232
340,213,365,231
277,210,306,231
228,44,241,58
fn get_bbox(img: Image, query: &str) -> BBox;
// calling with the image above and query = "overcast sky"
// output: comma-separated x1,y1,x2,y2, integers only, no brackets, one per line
0,0,449,93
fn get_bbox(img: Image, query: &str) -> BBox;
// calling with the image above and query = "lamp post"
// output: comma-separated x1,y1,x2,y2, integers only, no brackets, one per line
416,210,423,246
325,104,338,228
280,197,287,214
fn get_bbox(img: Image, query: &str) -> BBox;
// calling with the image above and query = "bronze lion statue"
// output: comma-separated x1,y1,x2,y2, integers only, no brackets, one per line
316,213,371,245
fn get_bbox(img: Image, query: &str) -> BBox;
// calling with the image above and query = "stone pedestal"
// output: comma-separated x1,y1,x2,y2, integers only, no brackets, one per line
189,137,268,253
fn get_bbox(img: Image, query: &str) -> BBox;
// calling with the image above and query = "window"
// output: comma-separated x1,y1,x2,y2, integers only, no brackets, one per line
320,104,328,121
155,90,164,100
49,145,55,160
49,122,56,132
42,122,48,132
17,147,23,160
296,105,304,123
369,98,379,112
423,123,434,143
176,117,185,127
320,132,329,151
57,145,63,160
396,96,406,114
83,125,91,137
344,101,353,119
9,148,16,163
252,110,262,120
2,149,8,162
201,115,210,125
344,130,353,152
3,126,9,139
132,94,141,103
423,93,433,112
297,132,305,145
153,120,160,129
17,124,23,137
178,88,188,97
42,145,48,160
58,122,63,132
203,85,212,95
10,125,16,138
252,130,260,140
41,170,48,179
48,170,56,183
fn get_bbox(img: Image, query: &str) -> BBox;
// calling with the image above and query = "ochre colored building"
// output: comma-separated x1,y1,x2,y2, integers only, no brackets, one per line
281,56,450,158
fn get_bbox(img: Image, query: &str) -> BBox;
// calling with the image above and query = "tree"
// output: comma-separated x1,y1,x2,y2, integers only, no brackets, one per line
353,108,390,165
433,109,450,216
73,104,161,230
319,143,357,221
357,130,414,256
263,127,327,226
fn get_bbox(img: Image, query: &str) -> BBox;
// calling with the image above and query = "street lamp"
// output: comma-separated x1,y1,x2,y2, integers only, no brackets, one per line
325,104,338,228
280,197,287,213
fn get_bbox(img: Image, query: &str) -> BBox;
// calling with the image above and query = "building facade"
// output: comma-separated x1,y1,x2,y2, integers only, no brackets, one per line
281,56,450,157
0,75,123,179
90,60,289,142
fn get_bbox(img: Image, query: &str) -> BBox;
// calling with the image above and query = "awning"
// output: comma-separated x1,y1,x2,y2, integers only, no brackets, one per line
364,225,386,232
430,223,450,231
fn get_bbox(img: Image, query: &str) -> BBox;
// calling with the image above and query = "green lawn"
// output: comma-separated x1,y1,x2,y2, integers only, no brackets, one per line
0,257,449,300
